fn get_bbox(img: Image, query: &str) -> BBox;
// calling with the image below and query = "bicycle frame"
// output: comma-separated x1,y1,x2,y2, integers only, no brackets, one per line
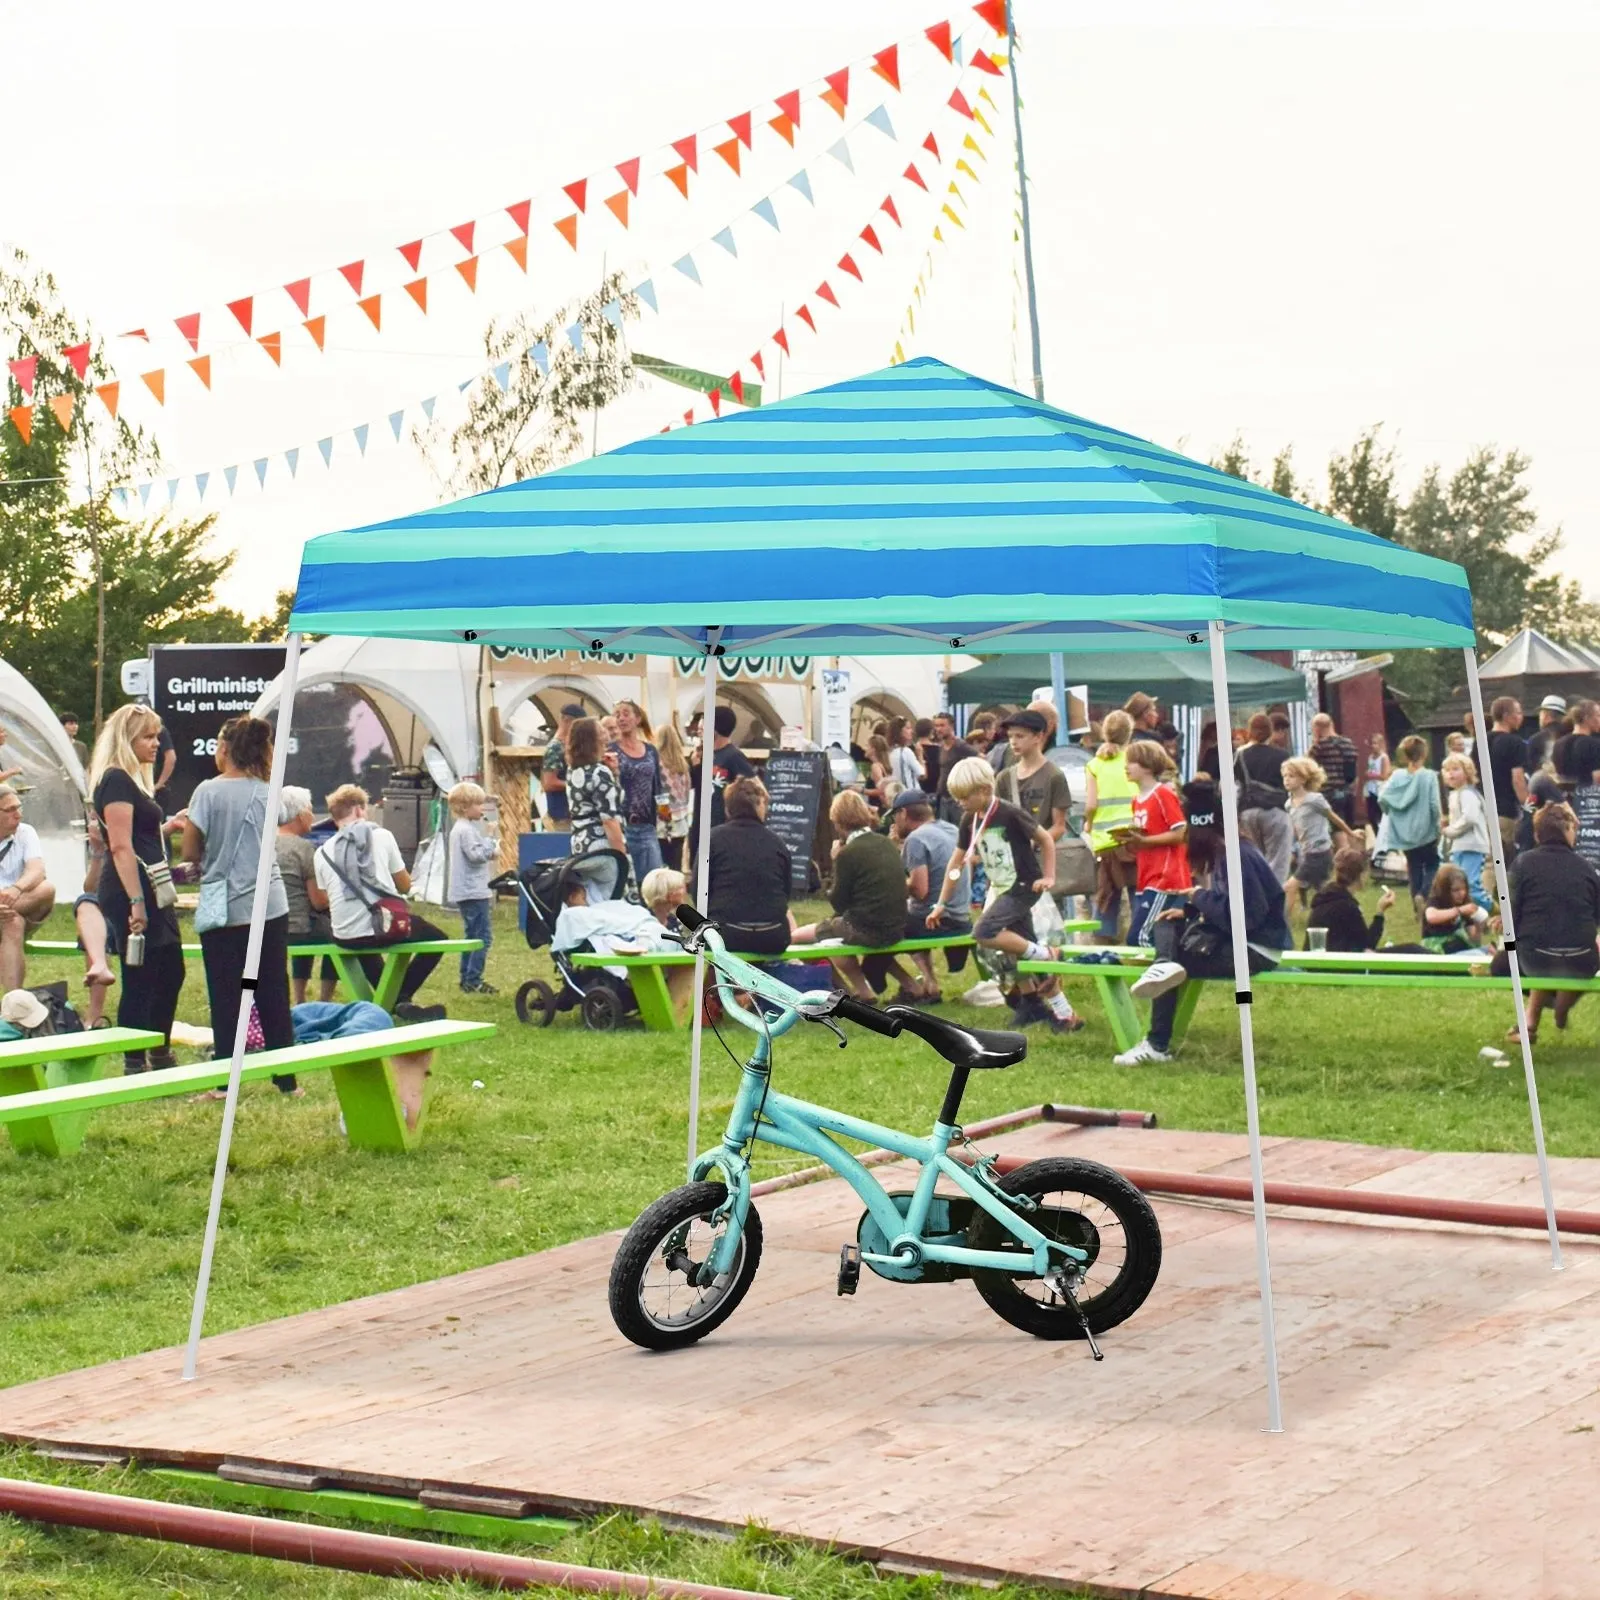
678,925,1087,1283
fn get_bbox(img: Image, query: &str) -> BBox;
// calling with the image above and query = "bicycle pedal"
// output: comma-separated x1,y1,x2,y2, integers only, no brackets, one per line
837,1242,861,1296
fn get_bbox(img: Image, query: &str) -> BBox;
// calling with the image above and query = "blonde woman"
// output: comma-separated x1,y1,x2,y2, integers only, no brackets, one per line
1084,708,1137,940
656,725,693,871
88,704,184,1073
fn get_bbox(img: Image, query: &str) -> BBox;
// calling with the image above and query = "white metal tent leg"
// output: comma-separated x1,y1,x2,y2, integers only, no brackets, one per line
1460,647,1562,1268
1207,620,1285,1432
183,631,304,1380
685,628,723,1178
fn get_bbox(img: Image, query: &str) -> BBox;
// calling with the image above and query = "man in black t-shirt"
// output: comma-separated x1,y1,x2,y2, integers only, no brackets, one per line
687,705,756,868
930,712,977,824
1485,696,1529,852
1553,700,1600,789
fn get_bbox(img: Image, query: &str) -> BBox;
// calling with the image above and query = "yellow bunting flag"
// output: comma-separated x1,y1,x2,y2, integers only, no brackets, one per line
941,203,964,228
893,341,904,363
974,108,994,135
963,133,987,161
956,159,978,182
142,369,165,405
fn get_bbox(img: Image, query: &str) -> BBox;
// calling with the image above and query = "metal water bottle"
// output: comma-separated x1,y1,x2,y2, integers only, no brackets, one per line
125,932,146,968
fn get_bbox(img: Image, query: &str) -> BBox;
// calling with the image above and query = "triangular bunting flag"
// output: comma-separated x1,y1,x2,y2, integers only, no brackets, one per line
634,281,657,313
554,214,579,251
706,387,722,417
258,332,283,366
285,447,299,478
865,105,895,139
773,328,790,355
456,256,480,290
795,305,816,332
904,163,927,190
683,409,695,427
893,340,905,363
254,458,269,486
224,465,238,495
7,405,31,444
166,478,178,503
975,105,994,133
815,281,839,308
421,395,437,419
188,354,212,389
949,88,975,119
827,137,854,173
926,20,953,60
450,221,476,254
973,48,1003,75
399,239,424,271
750,351,765,376
458,378,473,395
728,110,753,148
318,437,334,466
139,483,153,508
227,296,253,335
528,342,550,375
768,112,796,145
303,316,327,350
672,134,699,171
860,223,883,253
932,226,944,244
881,195,902,225
776,88,801,125
604,190,630,227
565,323,584,353
752,196,779,230
821,87,846,118
113,488,128,510
824,67,849,112
942,203,965,228
563,178,588,213
964,133,988,159
954,34,965,65
600,299,624,330
504,235,530,271
142,369,165,404
665,164,690,198
838,253,862,281
787,170,814,204
119,328,148,341
95,382,119,417
924,132,941,158
616,157,641,195
285,277,312,315
339,260,365,294
62,343,90,380
506,199,532,234
196,472,209,498
354,423,369,456
714,137,741,174
7,356,38,397
358,295,382,330
175,313,201,351
974,0,1008,33
388,410,405,441
957,158,979,182
712,228,737,257
405,277,429,312
872,45,900,89
493,361,511,391
948,181,966,203
673,254,701,285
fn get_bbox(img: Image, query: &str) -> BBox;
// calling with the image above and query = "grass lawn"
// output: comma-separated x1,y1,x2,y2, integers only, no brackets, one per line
0,886,1589,1594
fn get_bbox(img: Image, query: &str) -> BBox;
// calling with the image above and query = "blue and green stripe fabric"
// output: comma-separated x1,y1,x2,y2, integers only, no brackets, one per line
290,357,1474,656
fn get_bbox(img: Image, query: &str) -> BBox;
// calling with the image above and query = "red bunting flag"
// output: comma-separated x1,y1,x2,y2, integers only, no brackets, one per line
62,343,90,380
904,163,927,190
775,88,801,126
672,134,699,172
949,88,976,119
257,331,282,366
872,45,900,89
924,133,941,158
404,277,429,313
926,20,953,60
357,294,382,330
175,313,201,352
95,381,119,418
838,253,862,281
768,113,796,146
504,235,530,271
399,239,424,271
554,214,579,250
714,138,741,174
142,369,165,404
683,408,695,427
119,328,149,341
450,221,476,254
188,354,212,388
750,351,765,377
604,190,630,227
825,67,849,111
729,372,745,404
506,199,532,235
664,164,691,198
7,356,37,397
860,223,883,253
8,405,31,443
881,195,903,225
563,179,588,213
815,282,839,308
728,110,753,148
227,296,253,335
455,256,479,290
339,261,365,295
974,0,1008,33
795,305,817,332
285,278,312,316
972,48,1003,75
303,316,327,350
772,328,791,355
707,387,722,416
616,157,641,196
49,393,74,433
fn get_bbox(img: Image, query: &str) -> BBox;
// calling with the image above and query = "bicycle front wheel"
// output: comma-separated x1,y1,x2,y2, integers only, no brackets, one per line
608,1182,763,1350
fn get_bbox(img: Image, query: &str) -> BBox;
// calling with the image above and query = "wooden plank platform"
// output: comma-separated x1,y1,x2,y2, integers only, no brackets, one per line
2,1125,1597,1600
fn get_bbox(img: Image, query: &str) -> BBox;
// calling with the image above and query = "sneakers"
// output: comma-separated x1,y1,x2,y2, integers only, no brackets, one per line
1130,960,1188,1000
461,981,498,996
1114,1038,1173,1066
1009,993,1053,1028
1048,1013,1086,1035
395,1001,448,1023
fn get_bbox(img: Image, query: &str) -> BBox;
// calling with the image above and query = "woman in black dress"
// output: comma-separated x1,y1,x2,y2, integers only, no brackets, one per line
87,704,185,1072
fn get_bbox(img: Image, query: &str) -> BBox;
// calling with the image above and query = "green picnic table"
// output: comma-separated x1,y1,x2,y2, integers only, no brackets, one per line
0,1028,164,1156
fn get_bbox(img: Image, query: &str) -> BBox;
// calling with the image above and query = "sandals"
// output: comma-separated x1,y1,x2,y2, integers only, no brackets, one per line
1506,1025,1536,1045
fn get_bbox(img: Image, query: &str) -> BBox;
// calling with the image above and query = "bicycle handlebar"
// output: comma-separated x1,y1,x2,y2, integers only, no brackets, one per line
831,994,905,1038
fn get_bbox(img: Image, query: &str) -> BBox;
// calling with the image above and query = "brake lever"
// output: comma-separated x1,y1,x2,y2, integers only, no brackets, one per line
795,994,849,1049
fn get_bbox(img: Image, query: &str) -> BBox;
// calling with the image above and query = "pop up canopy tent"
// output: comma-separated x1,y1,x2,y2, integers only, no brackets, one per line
185,358,1553,1431
946,647,1307,709
0,655,87,894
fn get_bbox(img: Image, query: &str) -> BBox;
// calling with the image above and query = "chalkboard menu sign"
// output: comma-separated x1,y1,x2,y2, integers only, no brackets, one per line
760,751,831,896
1571,784,1600,871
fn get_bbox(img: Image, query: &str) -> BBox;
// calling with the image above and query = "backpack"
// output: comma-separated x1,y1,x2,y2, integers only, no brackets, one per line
25,981,83,1037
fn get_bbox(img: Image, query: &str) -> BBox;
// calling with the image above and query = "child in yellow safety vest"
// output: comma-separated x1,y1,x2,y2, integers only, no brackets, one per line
1084,709,1138,941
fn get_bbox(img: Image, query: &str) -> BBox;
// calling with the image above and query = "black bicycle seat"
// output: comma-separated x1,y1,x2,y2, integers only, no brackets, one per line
879,1006,1028,1070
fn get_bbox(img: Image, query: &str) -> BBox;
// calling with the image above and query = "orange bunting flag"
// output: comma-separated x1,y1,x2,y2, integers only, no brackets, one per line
49,393,74,433
750,351,765,377
616,157,641,195
405,277,429,313
187,354,212,388
604,190,630,227
904,163,927,190
563,179,588,213
257,331,283,366
974,0,1008,33
925,20,953,60
707,387,722,417
285,277,312,315
768,113,796,146
142,369,165,404
62,342,90,380
815,282,839,308
872,45,900,89
357,294,382,330
729,372,745,404
672,134,699,172
714,137,741,174
924,133,940,158
795,305,817,332
772,328,791,355
95,381,120,418
175,313,201,352
450,221,476,254
860,223,883,253
825,67,849,112
949,88,976,119
972,48,1003,75
554,214,579,251
507,199,532,235
727,110,752,148
455,256,479,291
504,234,529,271
227,296,253,335
838,253,862,281
776,88,801,126
881,194,902,225
399,239,424,271
821,86,846,119
303,316,327,350
665,163,690,198
339,260,365,294
8,405,31,444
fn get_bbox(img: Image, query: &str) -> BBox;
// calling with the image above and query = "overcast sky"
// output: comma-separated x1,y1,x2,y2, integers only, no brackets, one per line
6,0,1597,611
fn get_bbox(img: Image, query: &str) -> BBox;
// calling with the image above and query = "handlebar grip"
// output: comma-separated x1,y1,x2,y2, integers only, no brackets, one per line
832,994,904,1038
675,904,707,932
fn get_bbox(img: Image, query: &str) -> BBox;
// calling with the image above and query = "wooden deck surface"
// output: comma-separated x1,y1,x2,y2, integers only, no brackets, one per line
2,1123,1597,1600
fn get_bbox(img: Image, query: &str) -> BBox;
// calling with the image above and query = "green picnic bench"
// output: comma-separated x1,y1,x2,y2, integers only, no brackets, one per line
1020,946,1595,1054
0,1019,494,1156
25,938,481,1013
0,1028,164,1156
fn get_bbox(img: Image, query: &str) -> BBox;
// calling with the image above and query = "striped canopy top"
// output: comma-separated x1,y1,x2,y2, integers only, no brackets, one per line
290,357,1474,657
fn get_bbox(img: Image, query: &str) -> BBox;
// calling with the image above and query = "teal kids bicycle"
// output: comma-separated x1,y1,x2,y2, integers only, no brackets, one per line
608,907,1162,1354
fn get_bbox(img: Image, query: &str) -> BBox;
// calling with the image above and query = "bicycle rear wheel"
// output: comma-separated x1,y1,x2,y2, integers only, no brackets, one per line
969,1157,1161,1340
608,1182,763,1351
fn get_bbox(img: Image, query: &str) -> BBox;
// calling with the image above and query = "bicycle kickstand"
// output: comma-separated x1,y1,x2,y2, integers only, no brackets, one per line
1058,1275,1104,1362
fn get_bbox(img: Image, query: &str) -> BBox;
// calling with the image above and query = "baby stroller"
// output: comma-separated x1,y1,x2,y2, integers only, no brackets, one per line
493,848,640,1031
